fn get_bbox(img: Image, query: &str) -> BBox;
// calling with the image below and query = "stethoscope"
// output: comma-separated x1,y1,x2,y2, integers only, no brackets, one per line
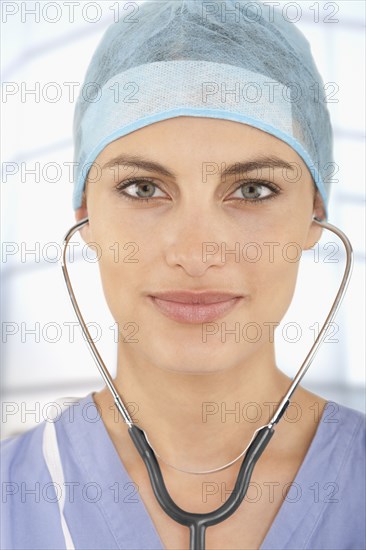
61,216,353,550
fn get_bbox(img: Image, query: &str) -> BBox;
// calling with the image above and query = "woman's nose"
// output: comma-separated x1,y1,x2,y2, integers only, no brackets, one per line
163,205,233,276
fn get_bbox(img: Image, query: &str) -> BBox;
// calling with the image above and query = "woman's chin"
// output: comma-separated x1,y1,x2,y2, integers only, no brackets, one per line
145,344,259,376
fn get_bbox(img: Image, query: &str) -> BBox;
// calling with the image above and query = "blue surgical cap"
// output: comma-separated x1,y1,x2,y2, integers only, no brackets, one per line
73,0,333,219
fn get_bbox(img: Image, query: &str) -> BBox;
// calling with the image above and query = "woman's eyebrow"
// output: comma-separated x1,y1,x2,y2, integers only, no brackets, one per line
101,153,296,179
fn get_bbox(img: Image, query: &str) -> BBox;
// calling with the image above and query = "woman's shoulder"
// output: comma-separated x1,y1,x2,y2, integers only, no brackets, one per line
330,399,365,423
1,395,94,550
261,400,365,550
318,401,365,466
312,401,365,508
325,400,365,443
302,402,366,550
0,394,94,476
1,420,46,476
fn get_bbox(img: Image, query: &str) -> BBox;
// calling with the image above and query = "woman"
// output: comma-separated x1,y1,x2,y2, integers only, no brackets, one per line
2,1,365,549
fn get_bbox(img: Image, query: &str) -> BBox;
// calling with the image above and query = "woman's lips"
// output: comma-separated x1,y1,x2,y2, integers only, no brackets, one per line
148,296,243,323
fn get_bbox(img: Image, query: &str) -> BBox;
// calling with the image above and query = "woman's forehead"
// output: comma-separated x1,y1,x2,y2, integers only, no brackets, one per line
98,117,306,166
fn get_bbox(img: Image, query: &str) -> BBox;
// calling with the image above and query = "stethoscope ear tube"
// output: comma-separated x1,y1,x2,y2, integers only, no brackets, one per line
268,218,354,428
128,423,275,550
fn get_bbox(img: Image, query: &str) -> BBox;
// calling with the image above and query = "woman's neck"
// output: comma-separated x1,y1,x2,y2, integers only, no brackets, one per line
93,342,314,472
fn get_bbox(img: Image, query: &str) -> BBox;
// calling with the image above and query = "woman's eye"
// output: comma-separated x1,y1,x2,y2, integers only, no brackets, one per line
116,179,166,202
229,181,279,203
116,178,280,204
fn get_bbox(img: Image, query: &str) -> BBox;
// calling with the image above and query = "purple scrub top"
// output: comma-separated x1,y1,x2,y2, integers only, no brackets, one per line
1,393,365,549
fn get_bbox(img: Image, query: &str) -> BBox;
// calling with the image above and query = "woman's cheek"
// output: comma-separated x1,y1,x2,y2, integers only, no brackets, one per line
94,230,150,323
246,249,301,327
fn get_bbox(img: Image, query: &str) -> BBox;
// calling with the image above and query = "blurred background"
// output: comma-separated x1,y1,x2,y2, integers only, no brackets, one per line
1,0,365,438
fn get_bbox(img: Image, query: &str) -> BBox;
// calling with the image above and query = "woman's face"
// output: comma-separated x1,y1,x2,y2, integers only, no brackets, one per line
76,117,323,374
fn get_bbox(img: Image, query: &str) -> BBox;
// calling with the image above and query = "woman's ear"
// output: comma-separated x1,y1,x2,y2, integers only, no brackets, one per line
74,192,92,244
303,190,325,250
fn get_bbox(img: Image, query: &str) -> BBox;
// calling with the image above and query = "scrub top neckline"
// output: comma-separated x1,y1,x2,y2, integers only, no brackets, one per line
63,392,342,550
